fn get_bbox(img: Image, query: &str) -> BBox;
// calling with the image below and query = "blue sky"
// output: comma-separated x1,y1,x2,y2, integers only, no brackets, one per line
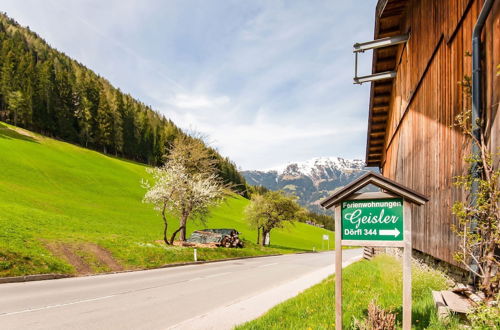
2,0,377,170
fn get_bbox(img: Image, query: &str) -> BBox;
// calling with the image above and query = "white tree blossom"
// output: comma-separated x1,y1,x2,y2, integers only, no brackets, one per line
142,160,226,245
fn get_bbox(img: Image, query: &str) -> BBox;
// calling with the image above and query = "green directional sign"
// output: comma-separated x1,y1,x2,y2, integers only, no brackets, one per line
341,198,404,241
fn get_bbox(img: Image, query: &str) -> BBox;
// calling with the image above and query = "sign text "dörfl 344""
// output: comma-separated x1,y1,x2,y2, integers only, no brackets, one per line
341,198,403,241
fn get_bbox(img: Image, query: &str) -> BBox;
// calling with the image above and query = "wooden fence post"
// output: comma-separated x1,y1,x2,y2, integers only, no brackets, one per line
335,205,342,330
403,201,412,330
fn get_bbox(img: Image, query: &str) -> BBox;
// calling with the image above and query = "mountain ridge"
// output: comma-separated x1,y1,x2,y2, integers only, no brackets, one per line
242,157,369,214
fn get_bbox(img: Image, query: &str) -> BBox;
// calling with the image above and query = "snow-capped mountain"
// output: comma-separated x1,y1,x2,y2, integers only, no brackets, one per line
242,157,371,214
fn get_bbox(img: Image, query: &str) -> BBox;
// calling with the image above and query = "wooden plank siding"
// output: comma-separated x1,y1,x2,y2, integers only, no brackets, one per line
367,0,499,265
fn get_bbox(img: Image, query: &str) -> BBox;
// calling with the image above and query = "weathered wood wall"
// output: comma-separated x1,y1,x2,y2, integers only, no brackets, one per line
380,0,499,265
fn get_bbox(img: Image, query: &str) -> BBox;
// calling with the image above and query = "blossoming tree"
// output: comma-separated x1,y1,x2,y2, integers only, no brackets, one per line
142,137,226,245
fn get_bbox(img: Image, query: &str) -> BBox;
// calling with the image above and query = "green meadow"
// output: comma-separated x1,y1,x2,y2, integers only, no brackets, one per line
0,123,334,277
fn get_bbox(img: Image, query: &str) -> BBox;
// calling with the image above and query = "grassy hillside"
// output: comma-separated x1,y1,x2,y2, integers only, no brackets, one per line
0,123,333,277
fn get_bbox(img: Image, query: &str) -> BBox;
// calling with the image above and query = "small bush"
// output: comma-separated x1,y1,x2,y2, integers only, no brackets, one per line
467,298,500,329
353,300,396,330
367,300,396,330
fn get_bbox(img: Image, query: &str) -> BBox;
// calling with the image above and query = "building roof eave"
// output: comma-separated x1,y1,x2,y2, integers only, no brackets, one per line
365,0,408,167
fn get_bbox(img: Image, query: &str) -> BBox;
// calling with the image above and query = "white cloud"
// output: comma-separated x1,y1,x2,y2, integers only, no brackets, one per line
167,93,230,109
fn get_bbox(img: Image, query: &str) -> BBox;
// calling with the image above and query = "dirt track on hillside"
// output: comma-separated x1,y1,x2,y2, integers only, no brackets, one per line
46,242,123,274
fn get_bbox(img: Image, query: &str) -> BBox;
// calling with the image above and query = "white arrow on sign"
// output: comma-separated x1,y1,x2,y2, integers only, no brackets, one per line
379,228,401,237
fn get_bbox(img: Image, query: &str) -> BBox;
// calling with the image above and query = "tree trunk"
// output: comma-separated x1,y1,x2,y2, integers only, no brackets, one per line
163,221,169,245
161,204,171,245
179,213,188,241
261,230,268,246
170,225,185,244
481,247,495,299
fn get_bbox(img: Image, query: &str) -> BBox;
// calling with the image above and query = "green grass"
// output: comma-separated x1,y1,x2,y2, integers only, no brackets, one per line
0,123,334,277
237,254,459,329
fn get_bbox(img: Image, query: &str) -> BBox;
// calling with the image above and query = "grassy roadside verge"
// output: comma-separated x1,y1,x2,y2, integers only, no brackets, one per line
0,240,304,278
237,254,458,329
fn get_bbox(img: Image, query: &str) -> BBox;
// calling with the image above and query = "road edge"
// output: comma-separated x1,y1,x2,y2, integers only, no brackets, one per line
0,250,327,285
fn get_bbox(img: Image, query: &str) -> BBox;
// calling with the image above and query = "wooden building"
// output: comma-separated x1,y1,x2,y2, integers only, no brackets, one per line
364,0,499,265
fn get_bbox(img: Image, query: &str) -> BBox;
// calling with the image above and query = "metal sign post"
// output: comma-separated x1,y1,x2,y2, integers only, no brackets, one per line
320,173,427,330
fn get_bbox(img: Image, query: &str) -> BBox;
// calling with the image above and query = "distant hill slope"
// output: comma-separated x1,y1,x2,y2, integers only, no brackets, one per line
0,13,246,193
0,123,333,277
243,157,371,214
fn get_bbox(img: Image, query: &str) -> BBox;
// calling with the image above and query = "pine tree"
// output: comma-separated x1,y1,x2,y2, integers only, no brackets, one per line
96,90,112,153
5,90,25,127
112,90,124,155
74,89,93,147
37,61,56,135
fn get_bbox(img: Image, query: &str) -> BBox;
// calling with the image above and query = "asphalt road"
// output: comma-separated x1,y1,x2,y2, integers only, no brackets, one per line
0,249,362,330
